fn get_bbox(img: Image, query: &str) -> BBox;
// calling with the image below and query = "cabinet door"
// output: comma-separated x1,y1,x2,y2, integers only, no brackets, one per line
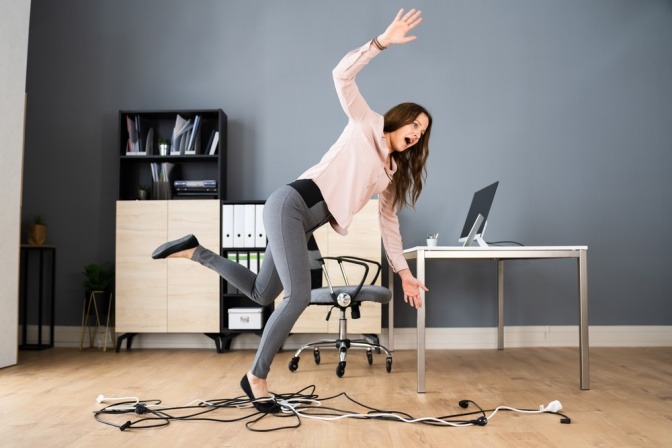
116,201,168,332
167,200,220,332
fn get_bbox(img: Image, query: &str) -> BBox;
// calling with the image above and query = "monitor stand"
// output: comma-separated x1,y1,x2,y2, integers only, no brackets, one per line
474,235,489,247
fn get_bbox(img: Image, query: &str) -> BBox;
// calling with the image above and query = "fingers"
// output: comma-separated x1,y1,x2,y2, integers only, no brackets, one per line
402,9,423,29
403,293,423,309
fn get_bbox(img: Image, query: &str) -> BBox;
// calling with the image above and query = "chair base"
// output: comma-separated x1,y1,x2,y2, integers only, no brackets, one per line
288,310,393,377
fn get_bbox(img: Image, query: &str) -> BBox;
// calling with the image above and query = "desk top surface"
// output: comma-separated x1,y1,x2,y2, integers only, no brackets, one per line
404,245,587,259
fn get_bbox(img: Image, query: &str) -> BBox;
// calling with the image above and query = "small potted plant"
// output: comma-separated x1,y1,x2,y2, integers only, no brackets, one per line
82,262,114,294
138,183,150,200
27,214,47,245
158,137,170,156
81,262,115,350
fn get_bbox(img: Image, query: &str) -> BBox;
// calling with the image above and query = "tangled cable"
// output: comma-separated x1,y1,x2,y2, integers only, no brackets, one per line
93,385,571,432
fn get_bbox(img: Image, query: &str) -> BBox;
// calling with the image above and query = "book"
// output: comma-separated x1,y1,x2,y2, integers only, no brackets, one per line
208,131,220,155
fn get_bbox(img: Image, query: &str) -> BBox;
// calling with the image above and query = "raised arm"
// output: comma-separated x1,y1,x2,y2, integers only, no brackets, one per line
333,8,424,122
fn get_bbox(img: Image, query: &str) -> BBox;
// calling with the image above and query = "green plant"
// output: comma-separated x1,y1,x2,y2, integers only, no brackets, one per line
158,137,170,146
33,214,45,225
82,262,114,292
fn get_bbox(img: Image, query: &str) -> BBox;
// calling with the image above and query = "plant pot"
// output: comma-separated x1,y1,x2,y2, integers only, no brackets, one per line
27,224,47,245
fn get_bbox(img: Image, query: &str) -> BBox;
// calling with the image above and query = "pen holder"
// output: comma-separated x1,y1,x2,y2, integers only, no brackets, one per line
426,238,438,247
152,181,172,200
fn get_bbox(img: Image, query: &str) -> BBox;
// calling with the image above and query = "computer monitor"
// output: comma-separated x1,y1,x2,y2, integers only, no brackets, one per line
458,181,499,247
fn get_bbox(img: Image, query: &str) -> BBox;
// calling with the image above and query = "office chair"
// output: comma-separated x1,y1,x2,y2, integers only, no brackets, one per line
288,237,393,377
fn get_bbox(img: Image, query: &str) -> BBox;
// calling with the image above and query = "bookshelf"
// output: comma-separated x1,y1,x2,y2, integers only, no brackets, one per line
118,109,227,200
219,200,273,345
115,109,228,352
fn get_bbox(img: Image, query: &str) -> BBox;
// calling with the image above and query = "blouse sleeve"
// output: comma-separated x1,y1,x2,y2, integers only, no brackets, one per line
332,40,383,122
379,183,410,273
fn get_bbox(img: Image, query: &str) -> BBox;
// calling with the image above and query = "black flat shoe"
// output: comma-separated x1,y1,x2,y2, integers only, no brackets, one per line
240,374,280,413
151,234,199,259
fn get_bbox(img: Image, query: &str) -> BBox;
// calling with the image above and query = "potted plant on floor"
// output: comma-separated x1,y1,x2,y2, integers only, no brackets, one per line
27,214,47,245
80,262,115,349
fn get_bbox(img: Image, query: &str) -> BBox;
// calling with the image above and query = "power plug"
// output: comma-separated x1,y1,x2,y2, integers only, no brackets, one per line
541,400,563,413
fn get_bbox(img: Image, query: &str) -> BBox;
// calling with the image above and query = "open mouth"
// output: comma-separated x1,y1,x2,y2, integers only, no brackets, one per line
404,137,413,146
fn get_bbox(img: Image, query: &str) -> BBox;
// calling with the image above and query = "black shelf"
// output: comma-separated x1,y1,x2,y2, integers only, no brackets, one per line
118,109,227,200
220,243,270,332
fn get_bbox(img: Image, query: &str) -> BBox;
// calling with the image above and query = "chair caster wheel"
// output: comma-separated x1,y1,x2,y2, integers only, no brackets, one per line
313,348,321,365
366,349,373,365
289,356,300,372
336,361,346,377
386,357,392,373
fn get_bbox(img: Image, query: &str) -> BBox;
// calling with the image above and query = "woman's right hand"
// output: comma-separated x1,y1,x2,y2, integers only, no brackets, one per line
377,8,423,48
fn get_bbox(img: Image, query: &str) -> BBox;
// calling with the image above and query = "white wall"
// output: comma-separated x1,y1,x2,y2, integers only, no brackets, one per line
0,0,31,368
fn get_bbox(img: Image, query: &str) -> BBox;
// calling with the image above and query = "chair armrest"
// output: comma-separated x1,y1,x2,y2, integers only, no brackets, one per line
317,256,381,304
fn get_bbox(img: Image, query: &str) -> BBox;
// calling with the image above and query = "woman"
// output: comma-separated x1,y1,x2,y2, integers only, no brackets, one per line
152,8,431,412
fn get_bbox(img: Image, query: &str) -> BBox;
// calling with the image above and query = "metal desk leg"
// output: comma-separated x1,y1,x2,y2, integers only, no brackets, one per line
417,250,426,393
579,250,590,390
497,260,504,350
388,265,394,352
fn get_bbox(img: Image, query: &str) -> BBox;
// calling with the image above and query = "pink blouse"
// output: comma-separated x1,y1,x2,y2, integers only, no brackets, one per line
299,40,409,273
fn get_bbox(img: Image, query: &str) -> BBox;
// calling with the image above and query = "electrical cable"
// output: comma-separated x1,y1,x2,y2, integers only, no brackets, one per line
93,385,571,432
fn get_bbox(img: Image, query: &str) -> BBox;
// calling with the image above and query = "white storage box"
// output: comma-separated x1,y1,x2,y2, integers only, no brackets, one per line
228,307,263,330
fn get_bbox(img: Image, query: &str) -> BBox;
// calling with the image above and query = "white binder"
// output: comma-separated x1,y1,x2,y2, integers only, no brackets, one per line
249,252,259,274
233,204,245,247
255,204,266,247
244,204,256,248
222,204,234,248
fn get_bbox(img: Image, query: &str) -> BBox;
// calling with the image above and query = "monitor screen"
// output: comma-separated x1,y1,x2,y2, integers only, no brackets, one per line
459,181,499,239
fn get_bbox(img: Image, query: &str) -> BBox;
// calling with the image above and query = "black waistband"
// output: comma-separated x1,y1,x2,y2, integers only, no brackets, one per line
288,179,324,208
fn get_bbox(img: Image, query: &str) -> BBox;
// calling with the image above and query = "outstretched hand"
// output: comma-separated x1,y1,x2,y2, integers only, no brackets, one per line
401,272,428,309
377,8,423,48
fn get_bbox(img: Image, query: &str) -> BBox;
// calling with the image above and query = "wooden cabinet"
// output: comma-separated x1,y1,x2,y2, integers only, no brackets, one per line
115,200,220,334
276,199,383,335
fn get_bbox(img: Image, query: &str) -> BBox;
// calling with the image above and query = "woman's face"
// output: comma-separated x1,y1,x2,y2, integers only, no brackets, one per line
386,113,430,153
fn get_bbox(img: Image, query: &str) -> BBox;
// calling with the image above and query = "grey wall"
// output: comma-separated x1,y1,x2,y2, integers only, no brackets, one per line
23,0,672,328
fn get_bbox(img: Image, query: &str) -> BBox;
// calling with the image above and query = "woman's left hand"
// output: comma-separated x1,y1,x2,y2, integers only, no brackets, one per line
378,8,423,48
399,270,428,309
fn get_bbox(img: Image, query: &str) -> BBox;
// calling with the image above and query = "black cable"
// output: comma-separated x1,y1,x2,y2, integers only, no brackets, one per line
93,386,571,432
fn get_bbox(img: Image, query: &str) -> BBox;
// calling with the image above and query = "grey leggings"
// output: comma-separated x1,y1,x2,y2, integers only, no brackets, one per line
192,184,331,379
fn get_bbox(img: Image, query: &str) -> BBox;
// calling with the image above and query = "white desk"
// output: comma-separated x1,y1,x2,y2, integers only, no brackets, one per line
388,246,589,393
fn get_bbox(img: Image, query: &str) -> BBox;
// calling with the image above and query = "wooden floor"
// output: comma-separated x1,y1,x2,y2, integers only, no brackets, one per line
0,346,670,447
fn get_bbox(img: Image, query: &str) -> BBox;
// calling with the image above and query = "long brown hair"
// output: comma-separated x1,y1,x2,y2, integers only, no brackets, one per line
383,102,433,211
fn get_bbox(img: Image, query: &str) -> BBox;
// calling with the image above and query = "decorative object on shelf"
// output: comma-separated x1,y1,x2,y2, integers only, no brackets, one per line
151,162,175,200
27,214,47,245
158,138,170,156
80,262,115,351
138,184,150,200
426,233,439,247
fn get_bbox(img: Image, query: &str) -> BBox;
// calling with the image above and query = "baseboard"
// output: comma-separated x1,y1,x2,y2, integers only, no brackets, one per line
19,325,672,351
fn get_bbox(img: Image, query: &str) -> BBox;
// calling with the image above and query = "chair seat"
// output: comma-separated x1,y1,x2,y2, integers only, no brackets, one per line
310,285,391,305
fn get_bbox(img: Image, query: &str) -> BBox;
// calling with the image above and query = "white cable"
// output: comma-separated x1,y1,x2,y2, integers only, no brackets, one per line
277,398,563,427
277,398,473,427
485,401,563,421
96,395,139,405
